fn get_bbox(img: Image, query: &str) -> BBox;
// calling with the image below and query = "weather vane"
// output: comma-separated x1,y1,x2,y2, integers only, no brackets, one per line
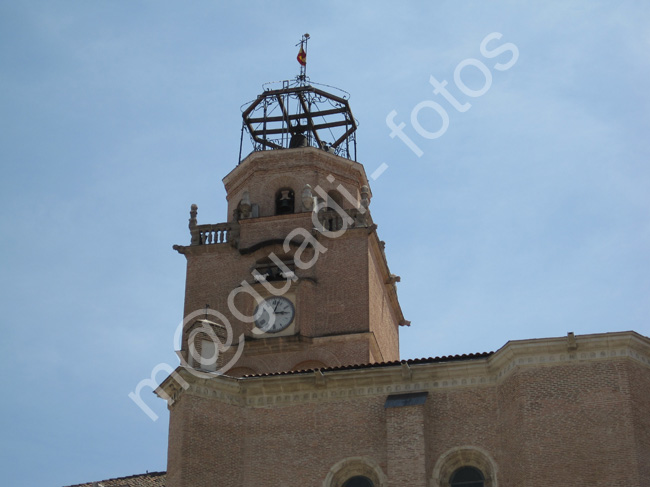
296,33,310,84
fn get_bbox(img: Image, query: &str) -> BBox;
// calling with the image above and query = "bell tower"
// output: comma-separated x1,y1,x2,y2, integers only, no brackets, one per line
172,76,408,377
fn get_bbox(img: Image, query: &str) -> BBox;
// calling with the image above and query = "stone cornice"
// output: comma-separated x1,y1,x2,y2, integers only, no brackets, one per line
156,331,650,410
223,147,371,198
487,330,650,380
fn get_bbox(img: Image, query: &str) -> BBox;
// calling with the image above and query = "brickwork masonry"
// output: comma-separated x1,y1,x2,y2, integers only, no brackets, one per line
157,331,650,487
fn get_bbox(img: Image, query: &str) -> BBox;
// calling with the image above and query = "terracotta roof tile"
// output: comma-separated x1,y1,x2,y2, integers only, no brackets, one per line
240,351,494,377
63,471,166,487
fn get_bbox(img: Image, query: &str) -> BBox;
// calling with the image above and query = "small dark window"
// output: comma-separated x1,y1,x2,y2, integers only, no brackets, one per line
450,466,484,487
275,188,295,215
343,476,374,487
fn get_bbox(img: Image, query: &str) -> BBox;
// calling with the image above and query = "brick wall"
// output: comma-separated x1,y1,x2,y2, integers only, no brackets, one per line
177,149,404,374
495,360,640,485
626,360,650,484
367,238,400,363
160,332,650,487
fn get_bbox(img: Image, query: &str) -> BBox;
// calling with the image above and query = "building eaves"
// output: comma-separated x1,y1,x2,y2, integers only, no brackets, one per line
239,352,494,378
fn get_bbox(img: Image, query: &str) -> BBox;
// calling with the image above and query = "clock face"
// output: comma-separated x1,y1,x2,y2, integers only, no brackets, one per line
253,296,295,333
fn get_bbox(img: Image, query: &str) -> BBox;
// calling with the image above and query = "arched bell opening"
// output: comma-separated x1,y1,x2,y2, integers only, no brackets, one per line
275,188,295,215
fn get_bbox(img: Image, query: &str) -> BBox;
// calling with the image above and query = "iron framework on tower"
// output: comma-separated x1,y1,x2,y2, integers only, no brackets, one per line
239,81,358,163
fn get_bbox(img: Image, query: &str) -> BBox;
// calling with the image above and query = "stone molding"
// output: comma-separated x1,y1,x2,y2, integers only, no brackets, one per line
487,330,650,382
322,456,388,487
430,446,498,487
224,147,370,197
156,331,650,409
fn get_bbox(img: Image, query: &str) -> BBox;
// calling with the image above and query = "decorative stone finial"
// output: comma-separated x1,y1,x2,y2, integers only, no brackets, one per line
189,204,198,228
189,204,200,245
567,331,578,351
238,191,252,219
302,184,315,211
360,185,370,210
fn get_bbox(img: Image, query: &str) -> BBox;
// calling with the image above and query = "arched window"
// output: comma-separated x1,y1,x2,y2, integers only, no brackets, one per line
275,188,295,215
450,466,484,487
343,476,374,487
324,457,386,487
431,446,496,487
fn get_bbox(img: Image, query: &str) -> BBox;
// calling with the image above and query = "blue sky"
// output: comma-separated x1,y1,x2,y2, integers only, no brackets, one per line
1,1,648,486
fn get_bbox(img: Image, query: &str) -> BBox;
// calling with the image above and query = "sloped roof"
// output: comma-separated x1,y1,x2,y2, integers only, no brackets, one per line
64,471,165,487
240,352,494,377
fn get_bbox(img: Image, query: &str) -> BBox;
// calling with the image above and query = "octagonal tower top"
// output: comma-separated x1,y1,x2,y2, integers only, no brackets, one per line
239,34,358,163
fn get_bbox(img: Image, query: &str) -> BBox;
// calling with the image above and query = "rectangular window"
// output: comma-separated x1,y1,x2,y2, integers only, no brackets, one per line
384,392,428,408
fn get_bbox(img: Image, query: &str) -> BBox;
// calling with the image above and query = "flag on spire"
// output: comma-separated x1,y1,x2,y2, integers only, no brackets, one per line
297,45,306,66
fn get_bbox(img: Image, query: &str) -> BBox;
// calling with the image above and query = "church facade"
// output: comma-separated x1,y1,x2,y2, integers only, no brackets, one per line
158,330,649,487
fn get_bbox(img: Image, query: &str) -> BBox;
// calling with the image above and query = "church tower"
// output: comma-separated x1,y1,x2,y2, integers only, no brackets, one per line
155,49,650,487
171,76,408,378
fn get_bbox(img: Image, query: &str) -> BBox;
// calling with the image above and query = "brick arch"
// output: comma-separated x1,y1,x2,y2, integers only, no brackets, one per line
268,174,302,192
245,241,308,264
430,446,497,487
323,456,387,487
327,189,345,207
269,174,302,216
240,174,303,218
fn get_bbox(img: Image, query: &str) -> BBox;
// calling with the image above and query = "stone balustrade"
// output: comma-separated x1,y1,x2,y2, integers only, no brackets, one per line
191,223,237,246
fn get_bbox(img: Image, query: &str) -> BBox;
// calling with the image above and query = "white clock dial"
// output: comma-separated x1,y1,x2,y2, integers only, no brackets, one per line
253,296,295,333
